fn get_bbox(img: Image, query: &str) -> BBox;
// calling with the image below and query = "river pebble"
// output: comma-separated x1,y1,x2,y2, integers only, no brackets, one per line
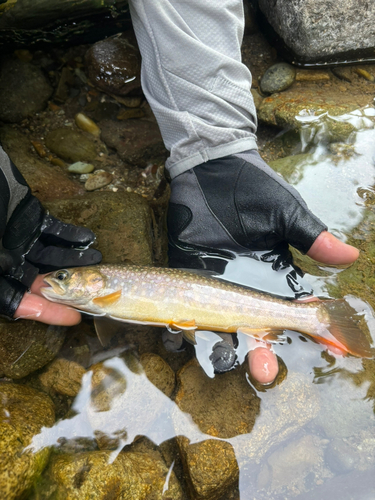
75,112,100,136
260,62,296,94
68,161,95,174
85,170,113,191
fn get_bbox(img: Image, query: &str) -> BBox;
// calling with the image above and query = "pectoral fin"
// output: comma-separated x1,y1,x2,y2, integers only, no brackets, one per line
237,327,286,343
93,290,122,308
94,317,124,347
169,320,197,345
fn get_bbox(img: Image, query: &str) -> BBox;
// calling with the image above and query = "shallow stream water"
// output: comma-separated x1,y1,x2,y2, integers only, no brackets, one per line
19,108,375,499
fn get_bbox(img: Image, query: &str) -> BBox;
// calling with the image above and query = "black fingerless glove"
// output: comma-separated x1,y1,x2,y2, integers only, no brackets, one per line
167,150,326,299
0,145,102,318
168,150,327,254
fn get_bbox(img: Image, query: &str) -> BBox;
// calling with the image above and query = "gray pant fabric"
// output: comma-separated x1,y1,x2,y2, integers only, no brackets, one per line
128,0,258,179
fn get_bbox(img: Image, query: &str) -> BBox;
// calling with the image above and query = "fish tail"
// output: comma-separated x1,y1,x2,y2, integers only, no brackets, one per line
319,300,373,358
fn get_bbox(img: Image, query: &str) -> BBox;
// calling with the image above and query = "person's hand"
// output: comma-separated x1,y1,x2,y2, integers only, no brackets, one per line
167,150,359,384
0,146,102,322
168,150,358,266
13,275,82,325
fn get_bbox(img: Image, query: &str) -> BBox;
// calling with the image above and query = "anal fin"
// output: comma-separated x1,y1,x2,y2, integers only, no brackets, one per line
237,327,286,344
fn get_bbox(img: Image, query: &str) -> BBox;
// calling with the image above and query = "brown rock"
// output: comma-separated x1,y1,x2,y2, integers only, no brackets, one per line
174,359,260,439
85,33,141,96
173,360,260,499
178,437,239,500
45,127,98,163
0,57,52,123
84,170,113,191
100,119,167,167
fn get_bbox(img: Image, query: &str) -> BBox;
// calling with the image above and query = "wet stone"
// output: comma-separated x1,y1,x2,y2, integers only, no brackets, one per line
0,383,55,500
235,372,320,464
257,88,372,142
178,437,239,500
332,67,354,83
0,56,52,123
68,161,94,174
258,435,324,493
85,33,141,96
100,119,167,167
84,170,113,191
44,450,184,500
140,353,176,398
0,319,67,379
75,112,100,137
45,127,97,163
173,360,260,499
260,63,296,95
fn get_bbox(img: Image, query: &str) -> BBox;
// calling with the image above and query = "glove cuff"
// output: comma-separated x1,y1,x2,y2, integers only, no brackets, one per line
0,276,27,318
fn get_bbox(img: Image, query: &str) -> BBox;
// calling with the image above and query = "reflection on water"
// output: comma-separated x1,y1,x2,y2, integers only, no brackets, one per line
12,108,375,498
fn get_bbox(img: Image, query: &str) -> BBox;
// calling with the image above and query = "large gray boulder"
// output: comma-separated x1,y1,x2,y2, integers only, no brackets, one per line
258,0,375,65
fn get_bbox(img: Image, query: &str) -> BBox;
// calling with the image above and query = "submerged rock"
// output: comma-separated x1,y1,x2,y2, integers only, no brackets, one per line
258,434,324,493
260,62,296,95
0,319,66,379
257,88,373,142
45,128,97,163
44,191,155,266
84,170,113,191
0,56,52,122
0,126,84,202
173,360,260,499
0,383,55,500
44,449,183,499
39,358,86,397
100,119,167,167
85,33,141,96
68,161,95,174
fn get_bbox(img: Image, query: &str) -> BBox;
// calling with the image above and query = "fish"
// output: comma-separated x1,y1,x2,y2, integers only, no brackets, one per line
40,264,373,358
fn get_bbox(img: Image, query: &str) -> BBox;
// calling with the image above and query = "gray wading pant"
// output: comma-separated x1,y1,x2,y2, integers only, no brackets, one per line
128,0,258,179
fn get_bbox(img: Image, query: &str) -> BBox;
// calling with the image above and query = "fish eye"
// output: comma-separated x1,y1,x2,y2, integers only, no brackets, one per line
55,270,70,281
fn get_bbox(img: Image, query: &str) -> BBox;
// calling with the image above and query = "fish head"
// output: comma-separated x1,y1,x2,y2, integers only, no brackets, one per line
41,266,106,306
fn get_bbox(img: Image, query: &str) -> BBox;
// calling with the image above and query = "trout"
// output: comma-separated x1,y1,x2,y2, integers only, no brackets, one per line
41,264,373,358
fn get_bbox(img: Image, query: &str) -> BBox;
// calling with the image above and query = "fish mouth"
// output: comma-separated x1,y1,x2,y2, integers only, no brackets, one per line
40,275,66,297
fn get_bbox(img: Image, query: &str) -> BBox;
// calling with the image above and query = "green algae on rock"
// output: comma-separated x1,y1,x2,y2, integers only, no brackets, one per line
0,383,55,500
0,320,66,379
43,449,184,500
